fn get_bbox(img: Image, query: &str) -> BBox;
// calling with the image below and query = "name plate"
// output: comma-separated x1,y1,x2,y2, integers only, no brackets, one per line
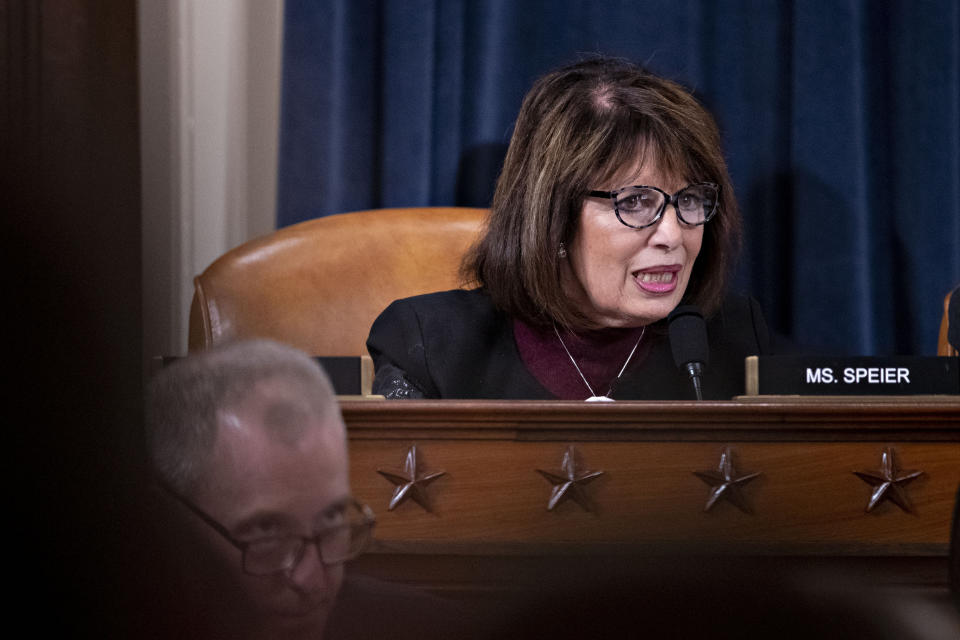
745,356,960,396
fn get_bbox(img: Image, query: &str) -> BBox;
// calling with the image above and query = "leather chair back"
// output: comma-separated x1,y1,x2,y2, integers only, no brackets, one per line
188,207,488,356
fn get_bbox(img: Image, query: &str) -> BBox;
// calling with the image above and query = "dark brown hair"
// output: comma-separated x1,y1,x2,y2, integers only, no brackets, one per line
462,56,741,328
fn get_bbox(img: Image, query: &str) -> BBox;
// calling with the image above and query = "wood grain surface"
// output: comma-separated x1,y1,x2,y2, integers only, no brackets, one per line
343,399,960,555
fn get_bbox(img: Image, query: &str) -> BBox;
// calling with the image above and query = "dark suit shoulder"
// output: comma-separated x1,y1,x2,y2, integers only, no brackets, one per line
367,289,530,398
383,288,499,320
327,574,483,640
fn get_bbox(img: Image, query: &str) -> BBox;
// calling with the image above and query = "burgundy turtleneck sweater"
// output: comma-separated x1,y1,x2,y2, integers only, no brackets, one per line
513,319,650,400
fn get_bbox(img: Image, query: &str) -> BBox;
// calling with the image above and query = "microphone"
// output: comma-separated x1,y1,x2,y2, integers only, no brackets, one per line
668,305,709,400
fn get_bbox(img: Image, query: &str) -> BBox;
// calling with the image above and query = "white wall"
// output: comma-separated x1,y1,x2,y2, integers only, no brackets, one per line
139,0,284,364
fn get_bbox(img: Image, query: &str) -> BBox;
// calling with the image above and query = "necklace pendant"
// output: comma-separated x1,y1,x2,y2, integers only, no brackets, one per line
554,323,645,406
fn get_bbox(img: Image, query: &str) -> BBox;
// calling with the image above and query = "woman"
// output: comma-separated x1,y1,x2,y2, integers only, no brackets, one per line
367,57,770,400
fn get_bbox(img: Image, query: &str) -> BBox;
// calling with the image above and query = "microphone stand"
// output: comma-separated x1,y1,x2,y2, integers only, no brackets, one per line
668,305,709,401
684,362,704,401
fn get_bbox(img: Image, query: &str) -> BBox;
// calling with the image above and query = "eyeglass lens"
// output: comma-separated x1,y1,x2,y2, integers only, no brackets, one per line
616,184,717,227
242,522,371,575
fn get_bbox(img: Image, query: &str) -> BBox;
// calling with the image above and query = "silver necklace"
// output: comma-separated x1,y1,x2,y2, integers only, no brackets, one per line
553,324,646,402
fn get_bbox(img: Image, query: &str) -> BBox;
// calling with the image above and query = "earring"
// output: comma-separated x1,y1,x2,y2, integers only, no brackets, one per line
558,242,567,258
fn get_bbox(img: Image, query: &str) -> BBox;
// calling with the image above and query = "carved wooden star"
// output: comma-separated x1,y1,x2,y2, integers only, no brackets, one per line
853,447,923,513
536,445,605,512
376,444,447,512
693,447,761,513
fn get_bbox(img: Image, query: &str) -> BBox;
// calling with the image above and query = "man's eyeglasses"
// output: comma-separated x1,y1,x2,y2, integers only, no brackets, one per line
588,182,720,229
157,481,376,576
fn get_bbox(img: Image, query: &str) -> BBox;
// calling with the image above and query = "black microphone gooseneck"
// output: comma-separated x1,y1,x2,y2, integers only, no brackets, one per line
668,305,710,401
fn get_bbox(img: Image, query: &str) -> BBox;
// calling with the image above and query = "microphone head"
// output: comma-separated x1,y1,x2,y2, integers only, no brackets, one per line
667,305,709,370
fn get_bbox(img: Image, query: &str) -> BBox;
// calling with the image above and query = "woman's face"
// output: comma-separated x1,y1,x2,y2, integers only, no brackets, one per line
562,161,705,328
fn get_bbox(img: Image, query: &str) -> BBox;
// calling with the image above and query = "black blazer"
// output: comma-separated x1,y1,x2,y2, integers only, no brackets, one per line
366,289,771,400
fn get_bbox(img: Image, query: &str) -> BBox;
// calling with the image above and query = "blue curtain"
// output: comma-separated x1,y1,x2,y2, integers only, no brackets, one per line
277,0,960,356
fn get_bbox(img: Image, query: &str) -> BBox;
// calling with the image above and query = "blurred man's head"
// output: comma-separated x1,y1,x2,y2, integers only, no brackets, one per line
146,340,370,639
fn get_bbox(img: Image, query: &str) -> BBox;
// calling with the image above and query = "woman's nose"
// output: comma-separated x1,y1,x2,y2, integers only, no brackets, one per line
648,204,685,249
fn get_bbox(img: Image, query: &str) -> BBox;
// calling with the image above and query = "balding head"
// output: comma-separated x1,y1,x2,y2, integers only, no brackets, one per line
146,339,343,495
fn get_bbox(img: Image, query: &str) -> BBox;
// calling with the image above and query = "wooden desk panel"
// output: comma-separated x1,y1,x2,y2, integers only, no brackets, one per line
343,400,960,556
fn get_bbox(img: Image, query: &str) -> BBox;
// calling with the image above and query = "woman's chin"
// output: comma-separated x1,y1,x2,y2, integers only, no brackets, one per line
580,283,690,328
591,306,673,328
618,293,686,326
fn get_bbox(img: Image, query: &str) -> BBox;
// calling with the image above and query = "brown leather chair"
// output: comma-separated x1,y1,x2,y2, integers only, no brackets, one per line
938,286,958,356
188,207,488,366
